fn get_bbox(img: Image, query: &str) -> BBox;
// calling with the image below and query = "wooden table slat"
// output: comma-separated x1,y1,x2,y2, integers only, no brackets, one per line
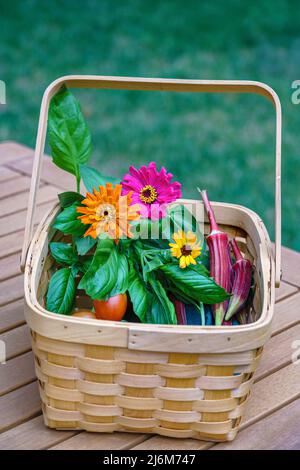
0,382,41,433
0,141,34,165
0,415,77,450
51,431,149,451
0,253,23,282
0,176,31,200
256,321,300,380
0,275,24,307
0,324,31,360
0,231,26,259
0,184,59,219
0,201,54,239
272,292,300,335
0,166,21,183
275,281,298,302
0,299,25,334
281,246,300,288
7,155,84,192
0,351,35,396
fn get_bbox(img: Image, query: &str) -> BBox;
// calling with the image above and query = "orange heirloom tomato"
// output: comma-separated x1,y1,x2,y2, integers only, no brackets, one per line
93,294,127,321
72,310,97,319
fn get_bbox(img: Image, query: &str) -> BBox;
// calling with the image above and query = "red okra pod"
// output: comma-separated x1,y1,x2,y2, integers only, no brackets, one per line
173,299,187,325
200,190,231,325
225,239,252,321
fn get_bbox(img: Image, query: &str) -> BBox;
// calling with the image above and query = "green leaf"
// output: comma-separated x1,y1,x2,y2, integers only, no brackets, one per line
46,268,75,314
127,262,151,323
75,255,93,274
53,204,86,236
200,242,210,270
80,164,119,192
71,264,80,277
50,242,78,265
110,254,129,296
58,191,84,208
149,276,177,325
75,236,97,255
131,218,170,249
140,248,172,281
160,262,230,304
78,239,118,300
48,86,92,182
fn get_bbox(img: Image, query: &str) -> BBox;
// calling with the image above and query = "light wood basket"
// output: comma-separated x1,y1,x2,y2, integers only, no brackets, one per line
21,76,281,442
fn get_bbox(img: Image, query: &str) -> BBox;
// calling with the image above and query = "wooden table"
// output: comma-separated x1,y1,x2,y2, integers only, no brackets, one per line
0,141,300,450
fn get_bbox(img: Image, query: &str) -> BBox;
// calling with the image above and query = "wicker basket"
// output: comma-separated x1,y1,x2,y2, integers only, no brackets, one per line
21,76,281,442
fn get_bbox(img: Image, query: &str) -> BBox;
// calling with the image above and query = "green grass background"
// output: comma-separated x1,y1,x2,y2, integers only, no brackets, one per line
1,0,299,249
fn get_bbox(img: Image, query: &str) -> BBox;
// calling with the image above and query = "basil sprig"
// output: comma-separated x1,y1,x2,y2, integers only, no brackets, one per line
48,86,92,192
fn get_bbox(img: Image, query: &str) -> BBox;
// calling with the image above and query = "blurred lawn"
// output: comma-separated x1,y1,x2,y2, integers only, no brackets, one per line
0,0,300,249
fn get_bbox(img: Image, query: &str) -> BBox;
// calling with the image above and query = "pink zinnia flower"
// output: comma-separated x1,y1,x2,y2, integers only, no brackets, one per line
121,162,182,219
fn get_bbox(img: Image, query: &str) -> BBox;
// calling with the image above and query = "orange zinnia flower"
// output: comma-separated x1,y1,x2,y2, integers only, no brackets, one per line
76,183,140,239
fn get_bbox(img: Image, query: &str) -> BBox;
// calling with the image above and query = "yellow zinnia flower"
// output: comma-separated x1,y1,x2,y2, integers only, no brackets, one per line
76,183,140,240
169,229,201,268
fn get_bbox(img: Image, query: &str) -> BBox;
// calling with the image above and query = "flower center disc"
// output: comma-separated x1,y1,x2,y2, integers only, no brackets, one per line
181,245,192,256
140,185,157,204
96,203,116,221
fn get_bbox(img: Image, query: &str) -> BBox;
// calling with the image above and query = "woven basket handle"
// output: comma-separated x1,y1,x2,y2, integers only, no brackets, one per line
20,76,282,286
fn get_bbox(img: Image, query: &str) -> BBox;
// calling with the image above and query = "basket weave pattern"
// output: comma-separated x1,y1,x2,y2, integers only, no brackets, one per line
32,331,262,441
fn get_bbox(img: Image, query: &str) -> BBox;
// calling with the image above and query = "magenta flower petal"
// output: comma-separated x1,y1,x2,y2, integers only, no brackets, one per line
121,162,182,220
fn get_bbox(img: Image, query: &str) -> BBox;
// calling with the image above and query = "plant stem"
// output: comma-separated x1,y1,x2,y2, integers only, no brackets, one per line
231,239,243,261
198,188,219,232
199,302,205,325
76,176,81,193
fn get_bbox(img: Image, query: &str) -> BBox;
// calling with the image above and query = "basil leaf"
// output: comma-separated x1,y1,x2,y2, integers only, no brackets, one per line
78,239,118,300
110,254,129,296
50,242,78,265
140,249,172,281
46,268,75,314
160,262,229,304
71,264,80,277
53,205,86,236
149,276,177,325
74,255,93,275
80,164,119,192
58,191,84,208
48,86,92,182
200,243,210,270
75,236,97,255
78,256,93,273
127,262,151,323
